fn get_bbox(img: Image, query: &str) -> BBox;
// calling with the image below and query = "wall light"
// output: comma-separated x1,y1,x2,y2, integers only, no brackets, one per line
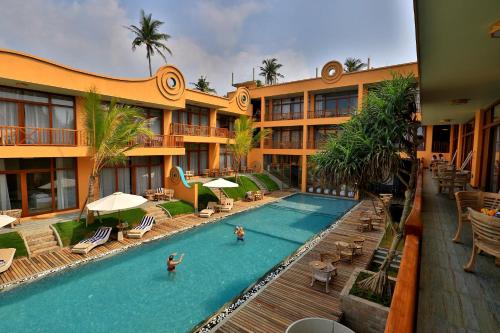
490,20,500,38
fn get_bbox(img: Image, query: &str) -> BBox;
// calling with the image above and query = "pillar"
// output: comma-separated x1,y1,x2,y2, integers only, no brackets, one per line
163,108,173,135
357,84,365,112
470,110,484,187
300,155,307,192
209,108,217,128
208,143,220,171
303,90,309,120
456,124,464,169
260,96,265,149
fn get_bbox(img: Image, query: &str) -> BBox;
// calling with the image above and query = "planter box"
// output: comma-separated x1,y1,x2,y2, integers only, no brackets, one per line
340,268,395,333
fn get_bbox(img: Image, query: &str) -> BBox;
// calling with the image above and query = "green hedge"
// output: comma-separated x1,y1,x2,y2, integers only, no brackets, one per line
223,176,260,201
160,200,194,216
192,182,218,209
0,232,28,258
53,208,145,246
254,173,280,191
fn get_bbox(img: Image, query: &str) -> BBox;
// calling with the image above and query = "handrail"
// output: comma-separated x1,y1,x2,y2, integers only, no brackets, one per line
385,165,423,333
263,139,302,149
0,125,83,146
130,134,184,148
170,123,234,138
308,109,355,118
264,112,303,121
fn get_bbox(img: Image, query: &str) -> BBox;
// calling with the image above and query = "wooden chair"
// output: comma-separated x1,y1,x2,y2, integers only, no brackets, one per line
144,189,155,201
358,217,372,232
254,190,263,200
184,170,194,180
310,264,336,293
202,169,210,177
336,242,354,263
454,172,470,192
438,168,456,199
464,208,500,272
164,189,174,201
154,187,166,201
350,237,365,255
454,191,500,243
1,209,22,227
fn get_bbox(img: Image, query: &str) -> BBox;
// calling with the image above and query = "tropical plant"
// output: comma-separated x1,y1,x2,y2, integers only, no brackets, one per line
190,75,216,94
228,116,271,184
78,89,153,225
125,9,172,76
312,73,420,298
259,58,284,85
344,57,367,72
255,79,263,87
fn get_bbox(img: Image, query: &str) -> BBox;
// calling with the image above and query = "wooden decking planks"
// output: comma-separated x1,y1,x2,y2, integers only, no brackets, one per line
216,200,384,333
0,191,290,289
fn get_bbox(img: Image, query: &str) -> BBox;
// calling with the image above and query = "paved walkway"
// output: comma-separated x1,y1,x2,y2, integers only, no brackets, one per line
215,200,384,333
417,172,500,332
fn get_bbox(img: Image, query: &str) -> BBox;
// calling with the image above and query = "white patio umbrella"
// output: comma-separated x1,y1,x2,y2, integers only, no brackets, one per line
203,178,238,202
0,215,16,229
86,192,147,226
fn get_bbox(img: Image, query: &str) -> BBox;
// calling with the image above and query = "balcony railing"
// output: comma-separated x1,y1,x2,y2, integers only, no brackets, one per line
307,139,328,149
130,134,184,148
265,112,303,121
308,109,355,119
264,139,302,149
170,123,235,138
0,125,85,146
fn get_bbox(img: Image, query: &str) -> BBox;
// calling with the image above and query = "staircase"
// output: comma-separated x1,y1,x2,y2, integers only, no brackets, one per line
143,203,172,223
372,248,402,270
262,170,289,190
210,188,228,201
23,228,60,257
244,174,269,193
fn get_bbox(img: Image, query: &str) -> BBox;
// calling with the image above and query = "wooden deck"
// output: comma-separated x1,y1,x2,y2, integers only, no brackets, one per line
0,191,290,289
215,200,384,333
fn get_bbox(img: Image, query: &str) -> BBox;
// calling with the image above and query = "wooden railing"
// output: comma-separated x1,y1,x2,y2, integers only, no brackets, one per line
170,123,234,138
385,164,423,333
308,109,355,119
130,134,184,148
264,112,303,121
0,125,84,146
307,139,328,149
263,139,302,149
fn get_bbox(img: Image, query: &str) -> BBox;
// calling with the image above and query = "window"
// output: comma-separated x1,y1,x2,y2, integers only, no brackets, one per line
269,97,303,120
313,91,357,118
173,143,208,176
431,125,451,153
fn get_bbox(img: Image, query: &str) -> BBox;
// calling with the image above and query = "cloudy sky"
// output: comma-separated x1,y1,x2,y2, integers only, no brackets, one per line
0,0,416,94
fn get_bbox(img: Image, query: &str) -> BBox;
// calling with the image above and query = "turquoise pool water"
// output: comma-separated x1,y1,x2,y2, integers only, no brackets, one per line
0,194,356,333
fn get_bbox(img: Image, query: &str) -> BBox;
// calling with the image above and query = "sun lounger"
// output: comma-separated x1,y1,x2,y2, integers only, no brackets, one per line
220,198,234,212
127,215,155,239
71,227,112,254
0,248,16,274
200,202,217,218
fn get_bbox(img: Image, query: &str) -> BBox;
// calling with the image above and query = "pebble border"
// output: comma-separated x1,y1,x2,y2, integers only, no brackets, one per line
194,200,362,333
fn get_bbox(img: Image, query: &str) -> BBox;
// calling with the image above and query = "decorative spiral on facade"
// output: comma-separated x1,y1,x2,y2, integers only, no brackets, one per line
321,60,343,84
156,65,185,101
231,87,250,112
169,167,180,185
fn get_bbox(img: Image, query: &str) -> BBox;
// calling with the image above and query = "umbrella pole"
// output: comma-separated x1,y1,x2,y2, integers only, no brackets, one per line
96,211,103,224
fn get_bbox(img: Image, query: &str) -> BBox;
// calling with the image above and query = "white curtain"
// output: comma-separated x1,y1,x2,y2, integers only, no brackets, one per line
117,168,131,194
0,102,18,145
100,168,116,197
55,158,76,210
52,106,75,144
135,166,149,195
0,159,11,210
150,165,163,189
24,104,49,144
189,151,198,175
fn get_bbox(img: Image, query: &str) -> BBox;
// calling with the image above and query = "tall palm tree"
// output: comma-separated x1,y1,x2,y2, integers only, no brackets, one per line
78,89,153,225
313,73,419,298
125,10,172,76
190,75,216,94
344,57,367,72
259,58,284,85
228,116,271,184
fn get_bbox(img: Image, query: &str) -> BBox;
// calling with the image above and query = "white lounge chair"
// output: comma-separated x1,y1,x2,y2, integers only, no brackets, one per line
220,198,234,212
127,216,155,239
0,248,16,274
71,227,112,254
200,202,217,218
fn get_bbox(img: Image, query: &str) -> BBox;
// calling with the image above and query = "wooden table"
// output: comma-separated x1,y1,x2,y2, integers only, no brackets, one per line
309,260,327,270
116,222,129,241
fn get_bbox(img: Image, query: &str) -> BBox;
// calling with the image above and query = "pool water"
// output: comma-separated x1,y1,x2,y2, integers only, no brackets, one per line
0,194,356,333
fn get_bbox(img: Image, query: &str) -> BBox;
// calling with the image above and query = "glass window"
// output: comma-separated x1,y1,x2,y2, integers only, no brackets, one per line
24,104,50,144
0,101,19,126
51,95,74,106
27,172,53,215
52,106,75,144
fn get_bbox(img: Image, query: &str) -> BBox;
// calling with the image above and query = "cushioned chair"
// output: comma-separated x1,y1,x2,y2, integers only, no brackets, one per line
0,248,16,274
199,202,217,218
127,216,155,239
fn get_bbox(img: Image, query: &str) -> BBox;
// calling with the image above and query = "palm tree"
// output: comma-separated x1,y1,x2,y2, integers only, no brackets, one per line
312,73,419,298
228,116,271,184
78,89,153,225
190,75,216,94
344,57,367,72
259,58,284,85
125,10,172,76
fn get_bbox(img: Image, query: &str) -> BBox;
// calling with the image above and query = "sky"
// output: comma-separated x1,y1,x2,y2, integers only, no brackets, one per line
0,0,417,95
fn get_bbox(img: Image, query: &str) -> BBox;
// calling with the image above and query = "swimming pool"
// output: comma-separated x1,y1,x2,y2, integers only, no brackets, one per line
0,194,356,333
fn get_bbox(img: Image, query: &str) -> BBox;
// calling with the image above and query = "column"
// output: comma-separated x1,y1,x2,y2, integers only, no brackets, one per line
303,90,309,120
470,110,484,187
357,83,365,112
300,155,307,192
260,97,265,148
456,124,464,169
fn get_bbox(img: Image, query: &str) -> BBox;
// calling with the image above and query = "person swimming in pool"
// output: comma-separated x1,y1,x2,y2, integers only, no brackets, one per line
235,226,245,241
167,252,184,272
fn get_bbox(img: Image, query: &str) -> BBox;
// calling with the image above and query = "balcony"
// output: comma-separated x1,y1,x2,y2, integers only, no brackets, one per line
264,139,302,149
308,109,355,119
307,139,328,150
0,125,85,146
170,123,235,138
264,112,303,121
130,134,184,148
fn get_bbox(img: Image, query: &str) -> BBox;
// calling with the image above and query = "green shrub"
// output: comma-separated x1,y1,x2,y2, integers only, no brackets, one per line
160,200,194,216
350,272,394,307
254,173,280,191
223,176,260,200
0,232,28,258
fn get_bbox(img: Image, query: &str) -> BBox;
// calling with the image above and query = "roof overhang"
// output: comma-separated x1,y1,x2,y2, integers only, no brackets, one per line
415,0,500,125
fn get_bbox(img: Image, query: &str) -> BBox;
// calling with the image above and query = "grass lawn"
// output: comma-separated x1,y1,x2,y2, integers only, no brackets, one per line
53,208,146,246
0,232,28,258
223,176,260,201
160,200,194,217
379,227,404,251
192,182,218,209
254,173,280,191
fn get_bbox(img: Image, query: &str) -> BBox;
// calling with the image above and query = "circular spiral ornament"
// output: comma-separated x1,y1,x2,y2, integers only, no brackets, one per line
169,167,180,185
231,87,250,111
321,60,343,84
156,65,185,101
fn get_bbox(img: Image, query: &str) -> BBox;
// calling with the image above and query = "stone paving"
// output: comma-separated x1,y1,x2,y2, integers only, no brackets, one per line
417,172,500,332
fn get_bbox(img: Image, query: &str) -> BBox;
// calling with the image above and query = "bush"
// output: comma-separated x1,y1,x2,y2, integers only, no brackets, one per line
350,272,394,307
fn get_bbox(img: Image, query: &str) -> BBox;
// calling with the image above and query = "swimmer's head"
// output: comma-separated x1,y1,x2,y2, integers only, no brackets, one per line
168,255,174,260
